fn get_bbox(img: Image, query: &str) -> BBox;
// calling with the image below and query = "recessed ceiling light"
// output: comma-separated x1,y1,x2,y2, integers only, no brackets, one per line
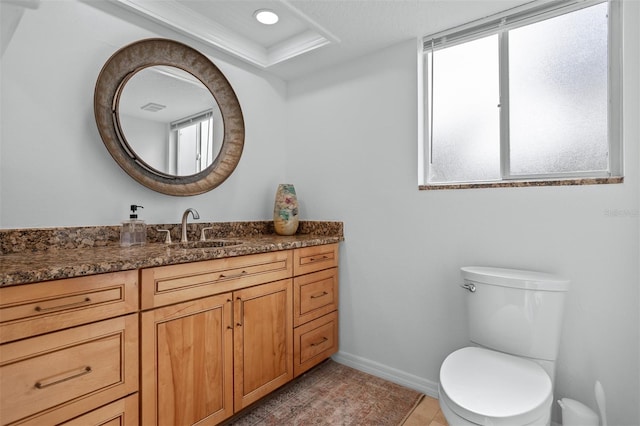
254,9,279,25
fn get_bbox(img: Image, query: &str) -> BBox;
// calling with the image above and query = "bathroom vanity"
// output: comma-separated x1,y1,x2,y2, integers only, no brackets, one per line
0,221,342,426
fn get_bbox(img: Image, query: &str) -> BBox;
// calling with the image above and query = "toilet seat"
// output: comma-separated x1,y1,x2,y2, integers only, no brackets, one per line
439,347,553,426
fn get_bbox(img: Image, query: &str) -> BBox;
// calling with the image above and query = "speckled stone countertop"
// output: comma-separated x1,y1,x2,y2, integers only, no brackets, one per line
0,221,343,287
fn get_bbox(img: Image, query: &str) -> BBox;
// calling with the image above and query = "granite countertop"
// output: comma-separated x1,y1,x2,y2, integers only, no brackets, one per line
0,221,343,287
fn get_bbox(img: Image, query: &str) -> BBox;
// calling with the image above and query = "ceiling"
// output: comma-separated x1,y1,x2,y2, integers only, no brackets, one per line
2,0,537,81
109,0,536,80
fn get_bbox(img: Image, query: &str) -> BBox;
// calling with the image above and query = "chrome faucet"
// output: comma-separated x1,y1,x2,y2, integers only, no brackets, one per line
181,208,200,243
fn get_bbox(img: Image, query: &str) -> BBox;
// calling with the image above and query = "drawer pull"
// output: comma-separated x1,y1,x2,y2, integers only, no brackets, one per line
310,337,328,347
34,297,91,312
218,270,248,280
310,291,329,299
35,366,92,389
309,255,329,263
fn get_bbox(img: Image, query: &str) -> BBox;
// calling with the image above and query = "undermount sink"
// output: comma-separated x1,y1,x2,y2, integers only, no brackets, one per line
172,239,244,249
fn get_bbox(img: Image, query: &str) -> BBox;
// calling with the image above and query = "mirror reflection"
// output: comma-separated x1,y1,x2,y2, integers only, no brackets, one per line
117,66,224,176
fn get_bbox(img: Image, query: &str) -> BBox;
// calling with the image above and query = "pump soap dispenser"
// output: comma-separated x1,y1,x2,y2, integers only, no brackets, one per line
120,205,147,247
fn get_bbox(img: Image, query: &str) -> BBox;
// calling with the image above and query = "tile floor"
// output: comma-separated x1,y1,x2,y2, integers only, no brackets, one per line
403,395,449,426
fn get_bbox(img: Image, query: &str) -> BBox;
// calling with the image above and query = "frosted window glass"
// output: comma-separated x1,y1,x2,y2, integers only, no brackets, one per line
508,3,609,175
428,35,500,183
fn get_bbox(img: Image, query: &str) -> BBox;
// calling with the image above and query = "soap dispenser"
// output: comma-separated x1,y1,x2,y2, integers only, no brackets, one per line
120,205,147,247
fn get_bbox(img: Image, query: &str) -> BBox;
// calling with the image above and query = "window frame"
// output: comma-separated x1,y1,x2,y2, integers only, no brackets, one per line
418,0,623,189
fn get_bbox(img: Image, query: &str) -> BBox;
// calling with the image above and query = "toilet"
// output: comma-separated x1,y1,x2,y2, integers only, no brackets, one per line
439,266,570,426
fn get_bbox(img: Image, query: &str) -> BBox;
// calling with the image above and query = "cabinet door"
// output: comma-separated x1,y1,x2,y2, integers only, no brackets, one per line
233,279,293,411
141,294,233,426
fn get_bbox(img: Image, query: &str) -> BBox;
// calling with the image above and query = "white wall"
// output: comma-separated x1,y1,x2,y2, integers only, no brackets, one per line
286,2,640,424
0,1,288,227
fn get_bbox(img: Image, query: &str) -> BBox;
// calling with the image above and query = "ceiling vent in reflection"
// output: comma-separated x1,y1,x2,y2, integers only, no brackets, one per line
140,102,166,112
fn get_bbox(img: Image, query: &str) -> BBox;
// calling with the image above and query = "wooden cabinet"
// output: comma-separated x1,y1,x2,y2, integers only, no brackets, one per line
0,242,338,426
140,251,294,425
141,293,234,426
233,279,292,410
0,272,139,426
293,244,339,377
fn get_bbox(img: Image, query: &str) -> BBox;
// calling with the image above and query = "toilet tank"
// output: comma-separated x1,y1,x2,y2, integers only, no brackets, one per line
461,266,570,361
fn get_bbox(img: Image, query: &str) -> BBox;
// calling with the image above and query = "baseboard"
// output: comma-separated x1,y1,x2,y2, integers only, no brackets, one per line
332,351,440,399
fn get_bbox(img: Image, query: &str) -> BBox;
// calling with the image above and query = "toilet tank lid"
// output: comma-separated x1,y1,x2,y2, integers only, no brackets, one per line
461,266,570,291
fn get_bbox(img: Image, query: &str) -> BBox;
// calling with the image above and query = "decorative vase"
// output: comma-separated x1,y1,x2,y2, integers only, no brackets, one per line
273,184,299,236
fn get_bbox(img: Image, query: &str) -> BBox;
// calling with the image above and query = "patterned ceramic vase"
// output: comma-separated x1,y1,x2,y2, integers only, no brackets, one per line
273,184,299,236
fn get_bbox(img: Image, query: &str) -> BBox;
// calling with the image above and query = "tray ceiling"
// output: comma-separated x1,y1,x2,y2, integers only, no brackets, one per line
113,0,340,68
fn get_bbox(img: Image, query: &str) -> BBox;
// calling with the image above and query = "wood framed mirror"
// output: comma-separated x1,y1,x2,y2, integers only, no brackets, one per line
94,38,244,196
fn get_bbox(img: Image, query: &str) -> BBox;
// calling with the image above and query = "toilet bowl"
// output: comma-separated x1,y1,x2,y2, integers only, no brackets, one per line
438,267,569,426
439,347,552,426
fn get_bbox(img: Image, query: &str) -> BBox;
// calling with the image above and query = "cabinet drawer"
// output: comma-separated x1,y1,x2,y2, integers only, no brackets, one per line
60,394,138,426
294,311,338,377
0,314,138,426
294,268,338,327
293,244,338,276
0,271,138,344
141,251,293,309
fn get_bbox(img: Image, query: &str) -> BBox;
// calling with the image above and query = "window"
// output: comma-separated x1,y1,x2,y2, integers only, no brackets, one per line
420,0,622,188
170,110,215,176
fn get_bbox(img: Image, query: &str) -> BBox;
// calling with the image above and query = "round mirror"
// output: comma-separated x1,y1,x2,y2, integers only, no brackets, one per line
94,39,244,196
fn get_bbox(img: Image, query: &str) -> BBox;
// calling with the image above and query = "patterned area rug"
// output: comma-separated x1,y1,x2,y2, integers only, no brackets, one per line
227,360,424,426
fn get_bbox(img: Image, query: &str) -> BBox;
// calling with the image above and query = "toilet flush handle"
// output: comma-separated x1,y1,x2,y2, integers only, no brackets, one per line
461,282,476,292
